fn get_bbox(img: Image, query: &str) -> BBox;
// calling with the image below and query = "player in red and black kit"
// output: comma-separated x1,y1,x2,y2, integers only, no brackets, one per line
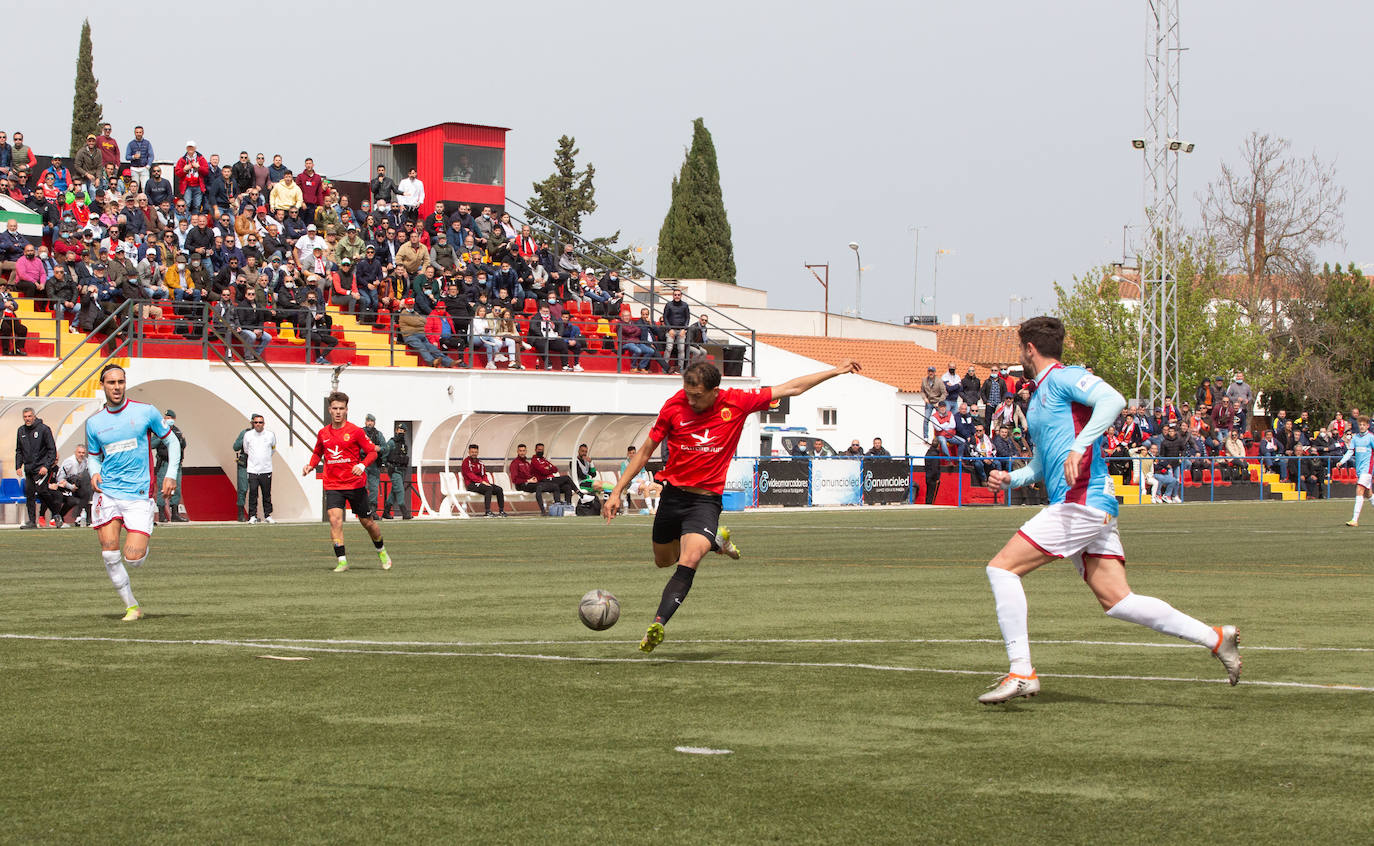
300,390,393,572
605,358,860,652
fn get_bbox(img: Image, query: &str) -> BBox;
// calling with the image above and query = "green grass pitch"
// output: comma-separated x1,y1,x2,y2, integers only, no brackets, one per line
2,501,1371,844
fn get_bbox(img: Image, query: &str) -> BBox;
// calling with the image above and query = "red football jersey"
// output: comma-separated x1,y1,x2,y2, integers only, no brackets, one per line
309,421,377,490
651,386,773,494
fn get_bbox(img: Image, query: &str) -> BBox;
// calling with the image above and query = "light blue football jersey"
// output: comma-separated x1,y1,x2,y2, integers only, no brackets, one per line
86,400,172,500
1345,431,1374,475
1024,363,1121,515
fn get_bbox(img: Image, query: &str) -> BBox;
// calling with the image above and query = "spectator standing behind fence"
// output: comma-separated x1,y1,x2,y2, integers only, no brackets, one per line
241,414,277,523
941,363,962,412
868,437,890,456
960,367,982,415
124,127,153,190
1225,371,1253,430
154,410,188,523
844,440,864,456
919,366,945,437
663,290,691,373
397,168,424,222
982,366,1007,429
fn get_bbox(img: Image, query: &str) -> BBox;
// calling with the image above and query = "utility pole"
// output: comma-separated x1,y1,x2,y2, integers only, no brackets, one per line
908,225,926,318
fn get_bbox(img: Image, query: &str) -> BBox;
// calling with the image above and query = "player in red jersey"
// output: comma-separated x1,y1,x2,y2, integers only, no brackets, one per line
300,391,392,572
605,358,860,652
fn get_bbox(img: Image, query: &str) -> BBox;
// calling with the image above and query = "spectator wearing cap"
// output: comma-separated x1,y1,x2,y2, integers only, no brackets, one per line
176,141,209,214
43,157,73,193
397,298,453,367
293,223,327,266
153,410,188,522
330,257,360,313
73,134,103,194
430,231,459,273
335,223,367,266
270,170,302,215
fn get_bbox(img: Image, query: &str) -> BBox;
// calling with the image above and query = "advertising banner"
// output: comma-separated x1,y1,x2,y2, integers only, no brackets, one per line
862,458,912,504
725,458,757,500
811,458,862,506
756,460,809,506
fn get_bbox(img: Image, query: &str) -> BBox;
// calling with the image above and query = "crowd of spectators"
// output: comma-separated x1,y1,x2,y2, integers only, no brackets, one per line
0,126,736,370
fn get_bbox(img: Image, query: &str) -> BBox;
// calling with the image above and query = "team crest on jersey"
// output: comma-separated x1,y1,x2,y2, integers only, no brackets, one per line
720,407,732,422
343,434,351,441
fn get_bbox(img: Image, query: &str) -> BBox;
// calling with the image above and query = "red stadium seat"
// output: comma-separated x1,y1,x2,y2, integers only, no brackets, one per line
524,298,536,314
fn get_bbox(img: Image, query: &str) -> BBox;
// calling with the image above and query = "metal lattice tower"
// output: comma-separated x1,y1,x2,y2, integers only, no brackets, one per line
1135,0,1183,407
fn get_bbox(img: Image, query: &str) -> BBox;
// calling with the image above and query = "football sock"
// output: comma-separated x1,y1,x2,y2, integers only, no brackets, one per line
653,564,697,625
985,566,1032,674
333,544,346,564
102,549,136,608
1105,592,1219,649
1354,496,1365,522
372,538,385,550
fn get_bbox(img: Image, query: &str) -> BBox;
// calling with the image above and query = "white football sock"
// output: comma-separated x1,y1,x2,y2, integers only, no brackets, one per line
102,549,137,608
1355,496,1365,522
1105,592,1218,649
986,566,1032,674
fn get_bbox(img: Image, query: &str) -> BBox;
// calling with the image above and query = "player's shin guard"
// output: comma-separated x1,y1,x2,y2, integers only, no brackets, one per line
986,566,1032,674
1354,496,1364,522
102,549,137,608
654,564,696,625
1105,592,1219,649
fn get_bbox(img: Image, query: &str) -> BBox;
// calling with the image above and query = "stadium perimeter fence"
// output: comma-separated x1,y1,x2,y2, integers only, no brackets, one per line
724,455,1358,508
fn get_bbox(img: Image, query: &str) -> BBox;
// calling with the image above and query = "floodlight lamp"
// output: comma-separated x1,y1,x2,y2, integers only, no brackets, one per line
1182,142,1196,153
1131,139,1146,149
847,242,859,251
1167,139,1182,151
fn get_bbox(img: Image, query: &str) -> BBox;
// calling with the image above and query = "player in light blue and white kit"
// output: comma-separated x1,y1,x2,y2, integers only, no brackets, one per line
978,316,1240,704
1338,415,1374,527
84,364,180,621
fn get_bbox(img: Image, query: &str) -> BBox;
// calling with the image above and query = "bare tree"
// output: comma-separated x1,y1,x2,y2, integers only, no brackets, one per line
1198,132,1346,325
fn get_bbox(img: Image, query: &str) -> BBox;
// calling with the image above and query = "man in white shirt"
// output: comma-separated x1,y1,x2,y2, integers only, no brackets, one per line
54,444,95,527
242,413,278,523
294,223,327,266
397,167,425,223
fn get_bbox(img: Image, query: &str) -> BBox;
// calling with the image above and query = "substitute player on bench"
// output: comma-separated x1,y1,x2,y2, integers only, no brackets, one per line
85,364,180,621
605,358,860,653
981,316,1240,704
301,391,393,572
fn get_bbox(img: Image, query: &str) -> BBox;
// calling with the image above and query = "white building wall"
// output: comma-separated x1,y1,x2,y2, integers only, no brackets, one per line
752,343,913,456
4,358,761,520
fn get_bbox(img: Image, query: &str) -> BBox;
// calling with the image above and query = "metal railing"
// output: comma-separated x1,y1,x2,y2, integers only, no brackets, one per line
504,199,757,377
25,300,136,397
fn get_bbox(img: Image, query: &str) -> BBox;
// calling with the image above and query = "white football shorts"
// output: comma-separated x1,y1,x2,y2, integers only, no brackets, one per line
91,494,156,536
1358,472,1372,489
1017,501,1125,578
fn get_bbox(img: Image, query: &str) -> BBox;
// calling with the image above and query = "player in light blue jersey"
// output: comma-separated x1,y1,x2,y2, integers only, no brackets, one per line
978,317,1240,704
84,364,180,621
1338,415,1374,526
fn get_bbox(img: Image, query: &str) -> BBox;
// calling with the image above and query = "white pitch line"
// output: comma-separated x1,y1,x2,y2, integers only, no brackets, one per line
239,635,1374,654
2,633,1370,693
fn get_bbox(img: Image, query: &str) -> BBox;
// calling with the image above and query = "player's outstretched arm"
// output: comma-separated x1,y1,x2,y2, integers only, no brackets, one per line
770,360,861,400
604,434,661,524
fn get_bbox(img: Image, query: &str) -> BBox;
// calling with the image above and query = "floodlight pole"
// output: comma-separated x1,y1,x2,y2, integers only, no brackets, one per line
805,263,830,336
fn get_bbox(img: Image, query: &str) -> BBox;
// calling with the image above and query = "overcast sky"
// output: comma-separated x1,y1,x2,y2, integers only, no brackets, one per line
17,0,1372,326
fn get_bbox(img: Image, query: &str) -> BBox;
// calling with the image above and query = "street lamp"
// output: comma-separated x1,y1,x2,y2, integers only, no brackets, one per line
907,225,926,318
848,241,861,319
933,248,952,323
1009,296,1031,322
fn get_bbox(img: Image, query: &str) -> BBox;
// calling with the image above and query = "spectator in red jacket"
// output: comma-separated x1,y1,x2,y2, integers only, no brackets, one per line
97,123,121,168
460,444,506,517
508,443,560,516
298,158,325,220
530,442,578,505
176,141,209,214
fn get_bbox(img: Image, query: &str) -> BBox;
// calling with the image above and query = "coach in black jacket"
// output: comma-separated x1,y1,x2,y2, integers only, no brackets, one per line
15,408,57,528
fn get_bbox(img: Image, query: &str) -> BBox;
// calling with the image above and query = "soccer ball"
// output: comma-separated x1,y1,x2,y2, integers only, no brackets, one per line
578,589,620,631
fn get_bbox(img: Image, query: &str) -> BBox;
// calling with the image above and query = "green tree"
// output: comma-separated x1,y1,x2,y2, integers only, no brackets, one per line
657,118,736,284
524,135,635,273
1265,263,1374,416
68,19,104,158
1054,239,1269,403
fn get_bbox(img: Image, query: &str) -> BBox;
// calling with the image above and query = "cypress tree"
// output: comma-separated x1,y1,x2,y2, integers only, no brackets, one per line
69,19,104,157
657,118,736,284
